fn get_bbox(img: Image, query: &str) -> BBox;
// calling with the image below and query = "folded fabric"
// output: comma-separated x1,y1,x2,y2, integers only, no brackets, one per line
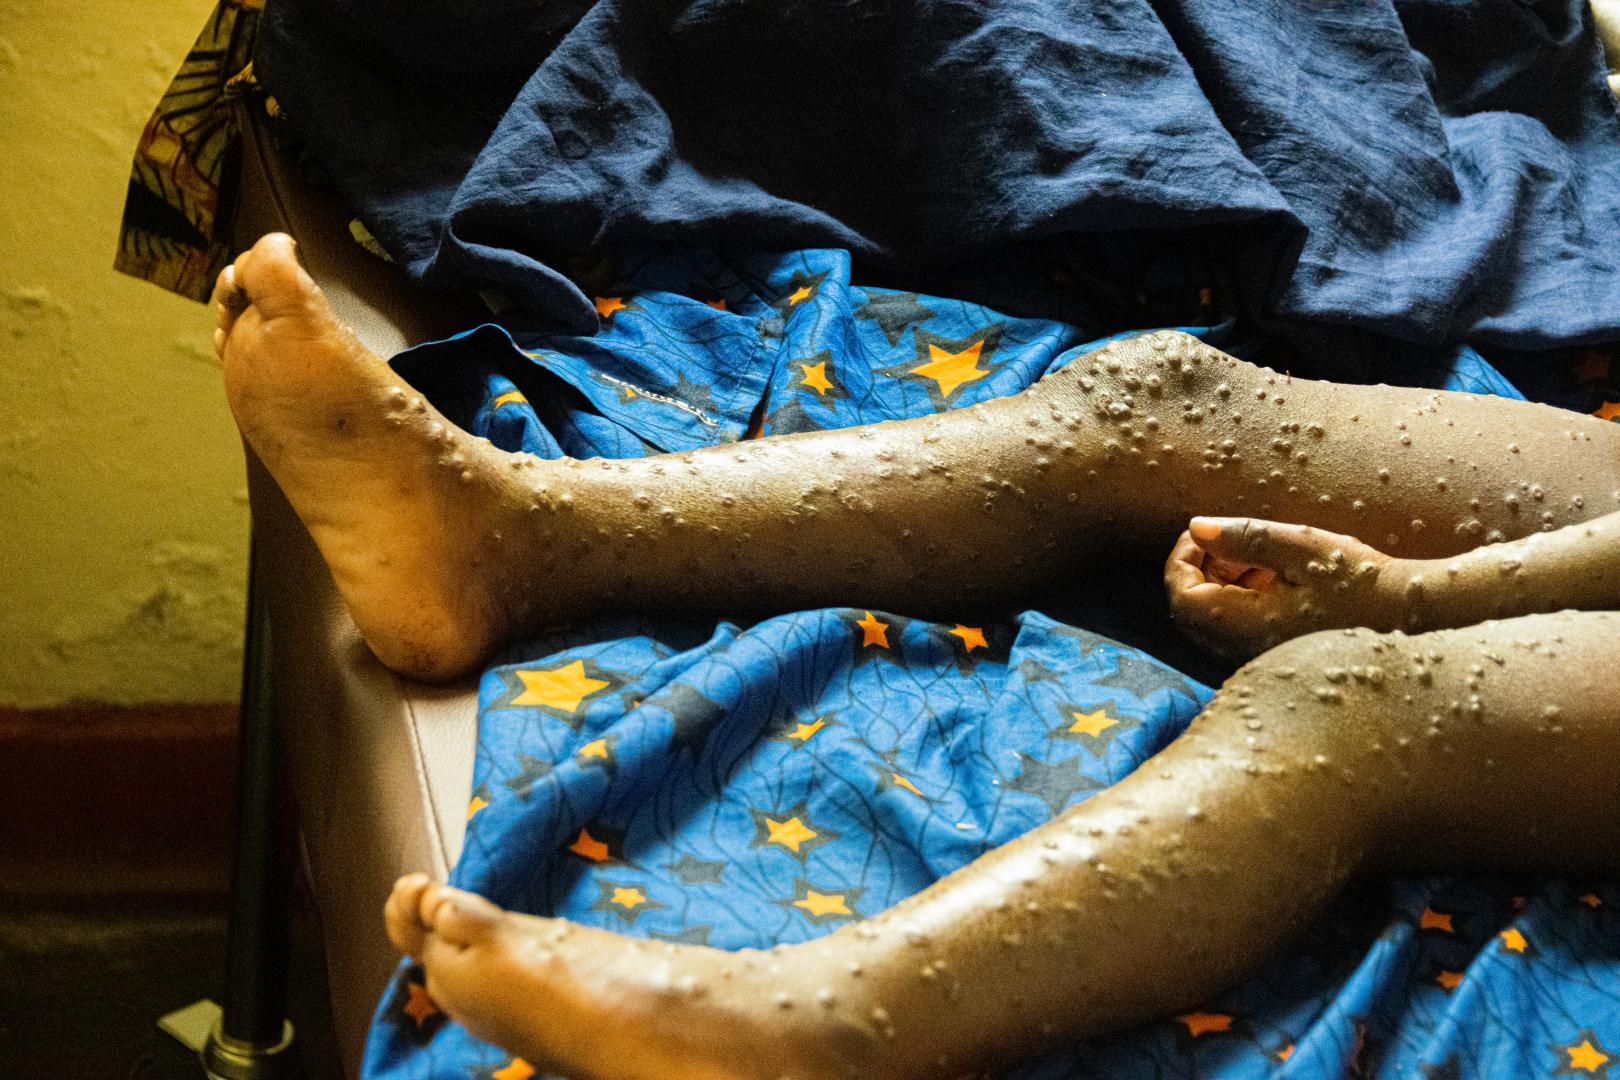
258,0,1620,350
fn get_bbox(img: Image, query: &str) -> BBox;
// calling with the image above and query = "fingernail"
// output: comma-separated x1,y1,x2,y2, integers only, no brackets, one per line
1189,517,1224,542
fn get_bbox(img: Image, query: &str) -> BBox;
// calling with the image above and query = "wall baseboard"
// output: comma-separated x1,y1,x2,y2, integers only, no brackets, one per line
0,704,238,898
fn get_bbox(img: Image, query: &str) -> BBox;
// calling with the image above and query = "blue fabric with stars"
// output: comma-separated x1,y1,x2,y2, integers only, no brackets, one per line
365,248,1620,1080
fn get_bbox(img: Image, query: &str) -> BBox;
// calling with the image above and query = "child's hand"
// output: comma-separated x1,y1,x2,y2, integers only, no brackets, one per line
1164,517,1403,660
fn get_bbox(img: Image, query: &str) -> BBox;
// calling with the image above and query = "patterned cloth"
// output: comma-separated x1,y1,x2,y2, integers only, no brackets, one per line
364,248,1620,1080
113,0,266,303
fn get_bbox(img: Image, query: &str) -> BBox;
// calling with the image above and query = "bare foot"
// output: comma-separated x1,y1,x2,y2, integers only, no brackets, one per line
1164,516,1404,659
214,234,532,680
383,876,886,1080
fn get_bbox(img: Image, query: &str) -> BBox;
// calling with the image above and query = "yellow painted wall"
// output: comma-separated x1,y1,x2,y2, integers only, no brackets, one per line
0,0,248,707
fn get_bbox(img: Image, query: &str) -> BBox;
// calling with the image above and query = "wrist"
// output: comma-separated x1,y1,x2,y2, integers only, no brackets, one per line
1373,556,1445,632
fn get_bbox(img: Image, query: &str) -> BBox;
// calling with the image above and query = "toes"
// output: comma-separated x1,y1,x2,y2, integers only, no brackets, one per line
237,232,325,321
213,264,248,345
422,885,507,950
385,873,435,957
387,877,505,961
212,264,239,314
418,886,507,980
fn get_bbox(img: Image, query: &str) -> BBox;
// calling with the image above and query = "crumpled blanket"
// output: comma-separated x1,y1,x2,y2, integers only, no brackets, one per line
362,247,1620,1080
257,0,1620,349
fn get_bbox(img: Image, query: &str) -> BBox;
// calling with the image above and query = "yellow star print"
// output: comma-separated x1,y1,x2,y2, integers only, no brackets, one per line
403,981,439,1027
949,624,988,652
1178,1011,1233,1037
493,390,528,409
578,739,611,760
466,795,489,820
1500,927,1528,953
1434,970,1462,990
1068,709,1118,738
787,718,827,742
911,340,989,398
568,828,610,863
512,660,609,712
1419,908,1454,933
595,296,628,319
799,361,835,396
787,285,814,305
765,816,819,853
610,886,647,910
1579,893,1603,908
1595,400,1620,422
889,772,923,797
794,890,852,919
856,611,890,648
493,1059,535,1080
1566,1038,1612,1073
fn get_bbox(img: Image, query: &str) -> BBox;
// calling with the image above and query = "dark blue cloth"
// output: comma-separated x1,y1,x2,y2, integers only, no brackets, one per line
259,0,1620,349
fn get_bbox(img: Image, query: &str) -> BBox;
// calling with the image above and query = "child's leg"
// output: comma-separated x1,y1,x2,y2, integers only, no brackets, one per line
218,234,1620,680
386,611,1620,1080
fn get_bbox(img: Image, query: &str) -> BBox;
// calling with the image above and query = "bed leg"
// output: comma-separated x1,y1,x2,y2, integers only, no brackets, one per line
159,536,300,1079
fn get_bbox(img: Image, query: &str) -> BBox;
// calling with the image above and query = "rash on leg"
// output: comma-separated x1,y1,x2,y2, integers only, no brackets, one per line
218,239,1620,681
387,614,1619,1079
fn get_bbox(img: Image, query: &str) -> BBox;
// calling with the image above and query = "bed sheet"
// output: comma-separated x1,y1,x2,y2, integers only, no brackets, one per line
257,0,1620,351
365,247,1620,1080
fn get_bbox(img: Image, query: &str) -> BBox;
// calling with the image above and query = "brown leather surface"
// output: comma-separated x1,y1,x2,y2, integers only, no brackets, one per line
233,102,482,1075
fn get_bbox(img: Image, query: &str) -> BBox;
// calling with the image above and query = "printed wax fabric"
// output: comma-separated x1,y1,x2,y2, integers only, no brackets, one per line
365,247,1620,1080
114,0,265,303
255,0,1620,349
